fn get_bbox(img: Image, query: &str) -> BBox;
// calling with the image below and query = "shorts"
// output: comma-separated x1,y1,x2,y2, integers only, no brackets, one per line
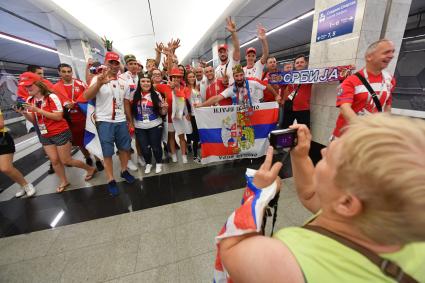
0,132,16,155
69,120,85,147
97,121,131,157
39,130,72,146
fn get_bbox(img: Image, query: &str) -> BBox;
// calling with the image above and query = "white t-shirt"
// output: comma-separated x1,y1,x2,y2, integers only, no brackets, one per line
215,58,240,85
189,88,203,116
131,91,163,129
220,79,266,105
90,76,129,123
198,76,208,102
243,60,264,80
120,71,138,101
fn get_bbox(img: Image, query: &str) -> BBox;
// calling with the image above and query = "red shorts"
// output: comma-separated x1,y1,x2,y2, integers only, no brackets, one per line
69,120,85,147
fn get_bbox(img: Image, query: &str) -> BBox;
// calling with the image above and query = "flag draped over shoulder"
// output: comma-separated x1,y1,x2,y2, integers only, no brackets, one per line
77,99,104,160
195,102,279,164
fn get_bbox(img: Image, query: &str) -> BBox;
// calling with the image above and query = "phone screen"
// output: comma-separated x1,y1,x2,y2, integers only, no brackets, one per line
269,129,297,149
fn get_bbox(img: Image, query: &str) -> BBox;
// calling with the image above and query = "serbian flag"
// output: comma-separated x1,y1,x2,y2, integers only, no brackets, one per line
77,99,103,160
195,102,278,164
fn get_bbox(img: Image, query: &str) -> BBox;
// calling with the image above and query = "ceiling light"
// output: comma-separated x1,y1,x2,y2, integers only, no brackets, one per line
206,58,214,64
297,10,315,20
240,38,259,48
50,210,65,228
0,32,58,54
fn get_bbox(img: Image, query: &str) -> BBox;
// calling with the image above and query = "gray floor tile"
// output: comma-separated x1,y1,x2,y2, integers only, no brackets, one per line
0,228,60,266
0,253,67,283
172,199,209,226
177,251,215,283
135,228,177,272
60,235,139,283
110,263,178,283
48,216,120,254
115,205,175,239
200,189,244,218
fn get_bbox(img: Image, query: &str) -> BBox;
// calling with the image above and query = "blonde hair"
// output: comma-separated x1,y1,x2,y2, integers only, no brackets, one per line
335,113,425,245
34,81,51,97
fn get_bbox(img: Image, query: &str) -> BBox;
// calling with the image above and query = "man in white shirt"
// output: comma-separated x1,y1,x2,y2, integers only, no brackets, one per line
215,17,241,85
199,64,280,108
243,24,269,80
84,51,135,196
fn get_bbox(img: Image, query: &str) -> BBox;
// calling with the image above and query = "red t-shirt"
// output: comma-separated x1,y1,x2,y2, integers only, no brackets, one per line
155,84,189,122
284,84,312,111
205,79,231,106
333,69,395,137
262,72,285,102
54,79,87,123
26,93,69,137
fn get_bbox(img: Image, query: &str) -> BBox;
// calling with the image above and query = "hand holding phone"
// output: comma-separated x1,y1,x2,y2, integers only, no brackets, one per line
269,128,298,149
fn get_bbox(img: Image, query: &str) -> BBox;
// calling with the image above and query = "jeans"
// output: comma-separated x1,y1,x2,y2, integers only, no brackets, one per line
135,125,163,164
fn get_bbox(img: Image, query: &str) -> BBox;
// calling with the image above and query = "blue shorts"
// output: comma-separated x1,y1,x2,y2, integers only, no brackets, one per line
97,121,131,157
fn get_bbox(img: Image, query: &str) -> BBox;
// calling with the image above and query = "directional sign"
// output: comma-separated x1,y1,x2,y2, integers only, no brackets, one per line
316,0,357,42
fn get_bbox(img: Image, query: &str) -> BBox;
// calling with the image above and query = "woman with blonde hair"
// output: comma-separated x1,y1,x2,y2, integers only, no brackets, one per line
17,72,96,193
216,113,425,283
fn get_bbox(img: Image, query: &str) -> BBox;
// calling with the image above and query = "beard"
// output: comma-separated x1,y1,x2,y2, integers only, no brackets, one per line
235,80,244,87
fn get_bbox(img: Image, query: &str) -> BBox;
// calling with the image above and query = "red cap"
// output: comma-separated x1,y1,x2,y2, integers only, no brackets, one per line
18,72,43,87
218,44,228,51
170,68,183,77
104,51,120,63
246,47,256,55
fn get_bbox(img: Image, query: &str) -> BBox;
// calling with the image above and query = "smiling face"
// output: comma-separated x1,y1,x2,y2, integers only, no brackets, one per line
25,83,41,96
187,72,196,86
59,66,73,83
233,72,245,87
205,66,214,81
366,41,395,71
152,69,162,84
246,52,256,67
195,67,203,80
266,57,277,72
126,60,138,75
218,48,228,63
294,57,307,71
106,60,120,75
140,77,152,92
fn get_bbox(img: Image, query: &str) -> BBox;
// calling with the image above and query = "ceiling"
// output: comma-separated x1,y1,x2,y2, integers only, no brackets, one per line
1,0,425,69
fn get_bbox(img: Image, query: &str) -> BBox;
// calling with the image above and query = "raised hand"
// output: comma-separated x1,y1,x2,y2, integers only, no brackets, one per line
226,17,237,33
172,38,181,50
253,146,282,189
155,42,163,53
257,23,266,40
97,67,113,85
289,124,312,159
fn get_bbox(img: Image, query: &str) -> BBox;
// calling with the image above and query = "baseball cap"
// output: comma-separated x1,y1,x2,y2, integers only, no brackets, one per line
124,54,137,64
169,68,183,77
104,51,120,63
218,44,228,51
18,72,43,86
246,47,256,55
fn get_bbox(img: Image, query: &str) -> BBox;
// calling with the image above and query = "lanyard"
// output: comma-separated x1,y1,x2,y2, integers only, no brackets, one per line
232,80,252,107
109,80,121,120
71,80,75,101
32,98,46,126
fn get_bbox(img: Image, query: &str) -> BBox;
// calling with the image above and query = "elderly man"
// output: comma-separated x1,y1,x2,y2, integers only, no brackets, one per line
216,113,425,282
332,39,395,138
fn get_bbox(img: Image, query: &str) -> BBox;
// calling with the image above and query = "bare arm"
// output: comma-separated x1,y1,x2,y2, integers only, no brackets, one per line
226,17,240,62
0,113,4,129
339,103,357,124
289,124,321,213
200,94,224,107
154,42,163,67
124,99,134,128
384,104,391,112
257,24,269,64
84,69,113,101
24,105,63,121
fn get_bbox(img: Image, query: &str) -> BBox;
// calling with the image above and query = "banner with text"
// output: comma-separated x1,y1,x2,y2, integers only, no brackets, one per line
195,102,279,164
269,65,353,85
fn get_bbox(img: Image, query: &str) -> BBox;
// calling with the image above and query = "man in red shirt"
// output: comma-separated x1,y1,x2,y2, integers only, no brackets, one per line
332,39,396,138
203,65,231,105
54,63,104,171
262,57,285,102
281,54,312,129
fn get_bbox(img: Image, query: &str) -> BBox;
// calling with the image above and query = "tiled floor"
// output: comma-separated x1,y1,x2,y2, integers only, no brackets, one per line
0,178,312,282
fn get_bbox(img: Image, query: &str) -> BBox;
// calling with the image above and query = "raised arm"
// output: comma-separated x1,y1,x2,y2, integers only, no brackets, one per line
289,124,321,213
257,24,269,64
199,92,224,107
84,69,113,101
154,42,163,68
226,17,240,62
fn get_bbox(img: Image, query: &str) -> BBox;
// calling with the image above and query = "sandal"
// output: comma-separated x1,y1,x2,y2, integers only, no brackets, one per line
85,168,97,181
56,183,70,193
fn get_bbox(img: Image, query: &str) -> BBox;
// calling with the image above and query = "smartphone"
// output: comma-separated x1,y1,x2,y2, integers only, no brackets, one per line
269,128,297,149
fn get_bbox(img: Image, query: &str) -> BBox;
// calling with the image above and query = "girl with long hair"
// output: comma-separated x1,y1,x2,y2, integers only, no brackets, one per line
185,71,202,163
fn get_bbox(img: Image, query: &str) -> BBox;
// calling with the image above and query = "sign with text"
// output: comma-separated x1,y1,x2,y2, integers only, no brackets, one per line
316,0,357,42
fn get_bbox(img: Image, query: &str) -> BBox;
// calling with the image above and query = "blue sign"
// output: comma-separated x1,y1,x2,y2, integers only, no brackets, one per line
316,0,357,42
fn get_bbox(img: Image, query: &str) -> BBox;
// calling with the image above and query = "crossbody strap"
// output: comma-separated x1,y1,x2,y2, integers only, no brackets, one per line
355,72,383,112
303,225,418,283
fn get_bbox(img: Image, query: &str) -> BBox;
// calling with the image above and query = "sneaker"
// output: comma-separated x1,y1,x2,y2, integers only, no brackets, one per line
15,188,25,198
120,170,136,184
85,157,93,166
193,156,201,164
127,160,138,171
144,164,152,174
137,156,146,167
48,163,54,174
171,154,177,163
107,180,119,196
182,155,188,164
95,160,104,171
155,164,162,173
24,183,36,197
